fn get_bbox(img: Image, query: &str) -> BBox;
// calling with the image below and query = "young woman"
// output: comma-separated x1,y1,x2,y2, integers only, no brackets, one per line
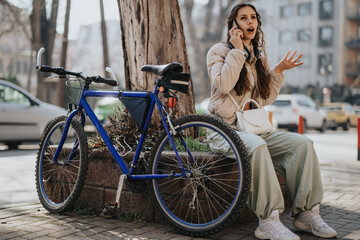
206,3,337,240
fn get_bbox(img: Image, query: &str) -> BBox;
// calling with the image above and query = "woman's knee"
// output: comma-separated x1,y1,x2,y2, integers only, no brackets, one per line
238,131,267,154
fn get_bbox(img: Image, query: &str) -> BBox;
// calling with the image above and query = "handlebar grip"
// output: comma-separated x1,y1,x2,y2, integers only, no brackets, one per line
94,76,118,86
36,65,66,75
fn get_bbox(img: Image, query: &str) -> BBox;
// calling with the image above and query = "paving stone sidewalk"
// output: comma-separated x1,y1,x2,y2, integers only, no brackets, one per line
0,162,359,240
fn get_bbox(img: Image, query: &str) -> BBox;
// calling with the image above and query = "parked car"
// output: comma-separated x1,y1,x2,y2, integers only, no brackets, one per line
0,80,66,149
265,94,327,133
322,102,358,130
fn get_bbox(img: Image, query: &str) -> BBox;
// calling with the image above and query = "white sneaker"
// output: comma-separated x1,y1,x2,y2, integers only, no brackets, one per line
293,204,337,238
255,210,300,240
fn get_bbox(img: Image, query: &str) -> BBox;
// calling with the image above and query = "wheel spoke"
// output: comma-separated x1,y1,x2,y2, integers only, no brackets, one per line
150,116,250,234
36,117,88,212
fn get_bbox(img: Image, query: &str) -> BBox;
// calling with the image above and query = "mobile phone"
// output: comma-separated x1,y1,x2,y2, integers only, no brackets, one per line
234,20,243,38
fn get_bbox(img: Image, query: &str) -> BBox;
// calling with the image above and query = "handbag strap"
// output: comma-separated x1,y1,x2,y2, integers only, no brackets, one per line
228,93,261,112
228,93,242,112
252,76,261,104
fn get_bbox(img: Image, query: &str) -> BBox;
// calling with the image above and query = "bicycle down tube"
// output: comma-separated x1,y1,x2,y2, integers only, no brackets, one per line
53,86,188,180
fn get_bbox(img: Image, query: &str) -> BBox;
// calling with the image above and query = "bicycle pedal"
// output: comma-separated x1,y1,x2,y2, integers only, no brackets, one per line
102,202,118,213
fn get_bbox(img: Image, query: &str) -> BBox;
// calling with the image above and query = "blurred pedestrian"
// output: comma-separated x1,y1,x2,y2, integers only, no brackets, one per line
206,3,337,240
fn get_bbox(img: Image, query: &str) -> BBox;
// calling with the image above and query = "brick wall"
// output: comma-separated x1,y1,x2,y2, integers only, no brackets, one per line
73,149,291,222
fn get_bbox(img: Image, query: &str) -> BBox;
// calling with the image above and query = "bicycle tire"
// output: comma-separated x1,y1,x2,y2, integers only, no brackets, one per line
35,115,88,213
148,114,251,237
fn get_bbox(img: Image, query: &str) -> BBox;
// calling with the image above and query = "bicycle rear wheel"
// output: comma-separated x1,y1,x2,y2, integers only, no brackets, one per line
148,114,251,236
35,115,88,213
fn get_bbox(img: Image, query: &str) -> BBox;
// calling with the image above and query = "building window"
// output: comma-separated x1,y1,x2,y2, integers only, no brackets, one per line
318,53,333,75
298,2,312,16
318,26,333,46
8,63,13,74
280,5,293,18
16,61,21,74
0,60,3,73
319,0,333,20
23,62,28,74
298,29,312,42
280,30,293,44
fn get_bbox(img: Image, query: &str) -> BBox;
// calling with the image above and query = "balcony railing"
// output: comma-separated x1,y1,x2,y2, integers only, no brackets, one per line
346,39,360,49
346,63,360,77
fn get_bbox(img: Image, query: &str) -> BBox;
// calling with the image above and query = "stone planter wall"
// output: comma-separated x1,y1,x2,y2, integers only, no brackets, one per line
73,149,291,222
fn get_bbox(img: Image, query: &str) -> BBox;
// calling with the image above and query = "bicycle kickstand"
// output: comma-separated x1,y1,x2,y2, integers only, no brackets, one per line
102,174,127,213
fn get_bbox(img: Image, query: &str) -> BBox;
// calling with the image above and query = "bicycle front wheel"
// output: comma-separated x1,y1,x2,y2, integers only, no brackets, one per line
149,114,251,236
35,116,88,213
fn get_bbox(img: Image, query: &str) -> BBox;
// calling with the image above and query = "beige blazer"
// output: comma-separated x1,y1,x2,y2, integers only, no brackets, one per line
206,42,285,124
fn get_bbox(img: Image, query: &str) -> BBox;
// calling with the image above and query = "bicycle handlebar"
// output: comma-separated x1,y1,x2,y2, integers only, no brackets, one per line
92,75,118,86
36,47,118,87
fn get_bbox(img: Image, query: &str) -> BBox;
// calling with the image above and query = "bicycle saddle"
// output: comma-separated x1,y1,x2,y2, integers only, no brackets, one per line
141,62,183,76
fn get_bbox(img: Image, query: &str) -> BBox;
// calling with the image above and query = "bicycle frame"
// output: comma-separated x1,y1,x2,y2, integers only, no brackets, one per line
52,83,189,180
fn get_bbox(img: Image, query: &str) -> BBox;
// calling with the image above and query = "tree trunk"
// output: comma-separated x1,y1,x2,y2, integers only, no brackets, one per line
100,0,110,78
27,49,34,91
117,0,195,129
180,0,234,102
184,0,209,103
46,0,59,66
31,0,59,101
32,0,45,100
56,0,71,107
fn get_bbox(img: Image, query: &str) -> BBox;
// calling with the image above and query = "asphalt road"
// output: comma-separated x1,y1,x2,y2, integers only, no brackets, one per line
0,128,358,207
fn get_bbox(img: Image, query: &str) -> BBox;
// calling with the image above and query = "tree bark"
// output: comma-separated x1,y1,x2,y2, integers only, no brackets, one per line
46,0,59,66
31,0,44,100
56,0,71,107
31,0,59,101
181,0,233,102
117,0,195,129
99,0,110,78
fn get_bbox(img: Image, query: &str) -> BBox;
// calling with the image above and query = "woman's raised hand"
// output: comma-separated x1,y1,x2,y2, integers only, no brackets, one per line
274,50,303,74
229,26,244,50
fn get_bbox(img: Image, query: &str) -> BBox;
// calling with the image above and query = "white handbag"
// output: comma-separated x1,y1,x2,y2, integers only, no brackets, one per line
228,95,273,135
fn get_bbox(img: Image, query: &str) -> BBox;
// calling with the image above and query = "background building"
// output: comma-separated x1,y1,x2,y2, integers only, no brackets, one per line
0,5,36,93
253,0,343,88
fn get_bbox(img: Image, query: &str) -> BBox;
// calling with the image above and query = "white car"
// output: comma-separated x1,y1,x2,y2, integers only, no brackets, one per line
265,94,327,133
0,80,67,149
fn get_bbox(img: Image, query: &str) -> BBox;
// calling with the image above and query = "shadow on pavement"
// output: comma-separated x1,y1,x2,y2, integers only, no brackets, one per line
0,202,359,239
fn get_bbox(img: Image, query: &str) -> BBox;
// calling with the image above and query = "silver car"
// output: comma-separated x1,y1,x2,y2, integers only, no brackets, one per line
0,80,66,149
265,94,327,133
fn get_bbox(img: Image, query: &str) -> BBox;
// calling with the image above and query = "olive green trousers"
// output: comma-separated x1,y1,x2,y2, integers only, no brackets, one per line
237,130,324,219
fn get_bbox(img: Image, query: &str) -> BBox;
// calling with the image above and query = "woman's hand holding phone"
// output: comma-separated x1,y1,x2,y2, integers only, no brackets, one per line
229,26,244,50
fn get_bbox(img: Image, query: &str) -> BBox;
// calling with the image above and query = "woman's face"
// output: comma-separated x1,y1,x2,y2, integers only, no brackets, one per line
235,6,258,44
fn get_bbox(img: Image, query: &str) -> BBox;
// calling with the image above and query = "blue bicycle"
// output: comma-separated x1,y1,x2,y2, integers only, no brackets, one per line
35,48,251,236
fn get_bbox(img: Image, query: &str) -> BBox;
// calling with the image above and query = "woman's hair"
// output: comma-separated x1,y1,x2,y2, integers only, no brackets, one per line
226,3,270,99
